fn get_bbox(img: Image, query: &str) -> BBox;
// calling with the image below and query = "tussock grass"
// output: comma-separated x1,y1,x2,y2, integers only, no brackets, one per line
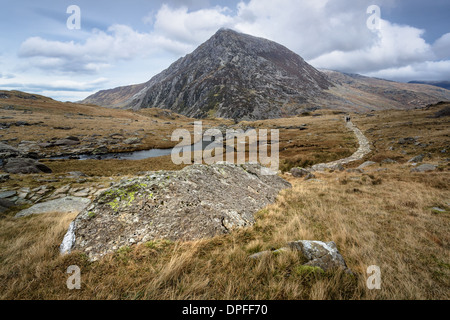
1,166,448,300
0,100,449,300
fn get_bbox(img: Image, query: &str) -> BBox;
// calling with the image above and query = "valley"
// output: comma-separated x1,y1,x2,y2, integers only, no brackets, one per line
0,28,449,302
0,90,448,299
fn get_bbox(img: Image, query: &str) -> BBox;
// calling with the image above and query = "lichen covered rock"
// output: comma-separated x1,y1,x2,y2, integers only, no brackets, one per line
62,163,291,260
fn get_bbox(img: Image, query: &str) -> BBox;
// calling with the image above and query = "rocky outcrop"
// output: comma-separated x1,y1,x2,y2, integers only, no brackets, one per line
61,163,291,260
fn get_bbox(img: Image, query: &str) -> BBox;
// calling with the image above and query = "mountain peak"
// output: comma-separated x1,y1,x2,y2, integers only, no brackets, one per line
83,30,333,120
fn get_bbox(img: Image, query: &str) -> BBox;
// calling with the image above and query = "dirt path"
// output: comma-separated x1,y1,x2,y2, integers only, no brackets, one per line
310,121,371,171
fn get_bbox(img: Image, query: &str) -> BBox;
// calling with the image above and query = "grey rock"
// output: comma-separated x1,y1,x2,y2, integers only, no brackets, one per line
62,163,291,260
381,158,397,164
0,173,10,182
407,154,425,163
67,171,88,178
15,196,91,218
123,137,141,145
357,161,376,169
346,168,364,174
288,240,351,273
398,137,416,145
65,136,80,142
249,240,351,274
304,172,316,180
0,142,20,159
53,139,80,146
290,167,311,178
72,189,91,197
3,158,52,174
0,198,14,213
0,190,17,199
411,164,437,173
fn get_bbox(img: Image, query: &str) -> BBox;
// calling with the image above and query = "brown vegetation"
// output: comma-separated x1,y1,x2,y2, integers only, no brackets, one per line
0,95,449,300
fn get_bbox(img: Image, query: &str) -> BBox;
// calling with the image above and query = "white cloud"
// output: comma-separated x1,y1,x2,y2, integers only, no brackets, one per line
153,4,235,45
233,0,377,59
309,19,433,73
0,77,109,92
366,60,450,82
433,33,450,60
10,0,450,103
18,25,167,74
0,73,15,79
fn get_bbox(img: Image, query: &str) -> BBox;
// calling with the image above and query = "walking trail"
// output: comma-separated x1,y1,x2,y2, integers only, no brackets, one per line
310,121,371,172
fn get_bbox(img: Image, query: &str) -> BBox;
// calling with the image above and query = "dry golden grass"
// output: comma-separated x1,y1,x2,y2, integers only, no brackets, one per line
0,94,449,300
1,166,448,300
351,103,450,165
0,90,233,150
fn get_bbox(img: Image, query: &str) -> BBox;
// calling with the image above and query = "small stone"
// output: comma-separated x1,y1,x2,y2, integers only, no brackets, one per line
358,161,376,169
381,159,397,164
290,167,311,178
0,190,17,199
0,174,10,183
407,155,425,163
304,173,316,180
123,138,141,145
67,171,88,177
346,168,364,174
53,185,71,196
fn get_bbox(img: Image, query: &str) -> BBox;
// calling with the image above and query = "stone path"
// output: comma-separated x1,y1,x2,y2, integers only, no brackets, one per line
310,121,371,172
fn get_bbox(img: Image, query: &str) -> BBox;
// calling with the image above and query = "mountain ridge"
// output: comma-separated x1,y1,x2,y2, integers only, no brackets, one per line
81,28,450,119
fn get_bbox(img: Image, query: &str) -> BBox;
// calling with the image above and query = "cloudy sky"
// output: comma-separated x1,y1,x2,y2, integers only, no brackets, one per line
0,0,449,101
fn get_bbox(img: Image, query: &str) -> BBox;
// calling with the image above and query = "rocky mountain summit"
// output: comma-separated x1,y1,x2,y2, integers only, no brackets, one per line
83,29,332,120
61,163,291,261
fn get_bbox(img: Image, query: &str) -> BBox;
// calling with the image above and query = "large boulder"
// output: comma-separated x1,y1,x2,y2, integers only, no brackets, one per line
60,163,291,260
3,158,52,174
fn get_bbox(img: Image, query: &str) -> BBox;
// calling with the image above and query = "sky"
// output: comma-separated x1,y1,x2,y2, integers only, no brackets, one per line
0,0,449,102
